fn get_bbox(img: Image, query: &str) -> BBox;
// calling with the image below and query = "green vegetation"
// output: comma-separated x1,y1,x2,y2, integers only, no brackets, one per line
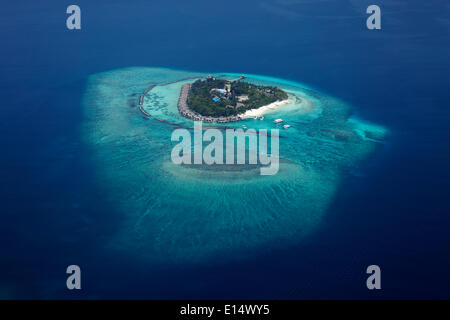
187,78,288,117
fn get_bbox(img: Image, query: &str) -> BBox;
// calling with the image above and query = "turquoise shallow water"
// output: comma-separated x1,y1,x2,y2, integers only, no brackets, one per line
82,67,387,263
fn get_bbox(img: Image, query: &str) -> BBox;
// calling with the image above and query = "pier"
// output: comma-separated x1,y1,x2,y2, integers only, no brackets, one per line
230,74,246,82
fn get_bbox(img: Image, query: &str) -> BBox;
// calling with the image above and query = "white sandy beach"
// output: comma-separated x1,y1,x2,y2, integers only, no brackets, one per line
240,98,290,118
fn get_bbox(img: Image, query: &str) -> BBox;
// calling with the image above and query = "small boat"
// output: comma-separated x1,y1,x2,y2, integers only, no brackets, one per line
242,125,247,129
260,116,264,120
283,124,291,129
254,116,257,120
274,118,283,124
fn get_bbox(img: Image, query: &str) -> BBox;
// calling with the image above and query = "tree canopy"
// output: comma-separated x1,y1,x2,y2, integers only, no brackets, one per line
187,78,288,117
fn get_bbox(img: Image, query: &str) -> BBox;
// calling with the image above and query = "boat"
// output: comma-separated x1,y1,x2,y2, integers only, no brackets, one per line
274,118,283,124
283,124,291,129
260,116,264,120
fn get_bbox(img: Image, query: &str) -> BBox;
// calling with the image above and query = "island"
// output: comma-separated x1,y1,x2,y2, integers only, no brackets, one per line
178,75,289,123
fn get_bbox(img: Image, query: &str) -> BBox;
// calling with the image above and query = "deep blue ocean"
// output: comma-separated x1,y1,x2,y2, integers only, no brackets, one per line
1,0,449,299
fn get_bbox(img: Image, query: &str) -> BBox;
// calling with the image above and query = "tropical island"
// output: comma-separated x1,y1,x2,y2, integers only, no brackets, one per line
84,67,388,262
178,75,289,123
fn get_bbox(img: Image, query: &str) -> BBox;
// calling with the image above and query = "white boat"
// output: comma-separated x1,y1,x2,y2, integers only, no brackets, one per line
260,116,264,120
274,118,283,124
283,124,291,129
